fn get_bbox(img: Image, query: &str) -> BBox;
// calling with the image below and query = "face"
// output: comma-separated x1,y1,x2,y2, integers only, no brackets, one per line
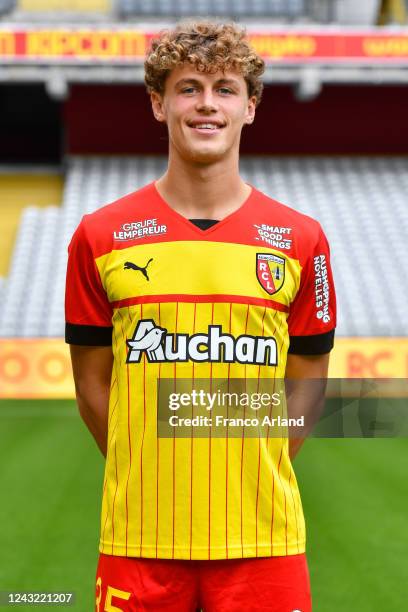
150,63,256,164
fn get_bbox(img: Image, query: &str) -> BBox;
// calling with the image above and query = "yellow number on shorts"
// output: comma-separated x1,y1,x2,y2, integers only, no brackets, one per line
105,586,131,611
96,577,102,612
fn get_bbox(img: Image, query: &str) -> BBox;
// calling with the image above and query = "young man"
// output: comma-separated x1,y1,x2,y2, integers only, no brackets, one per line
65,21,336,612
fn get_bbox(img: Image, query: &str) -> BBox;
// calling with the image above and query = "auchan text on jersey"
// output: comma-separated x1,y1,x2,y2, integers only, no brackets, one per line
126,321,278,366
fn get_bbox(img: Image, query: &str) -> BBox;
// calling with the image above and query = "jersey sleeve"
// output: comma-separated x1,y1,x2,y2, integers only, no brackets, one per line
287,224,336,355
65,217,113,346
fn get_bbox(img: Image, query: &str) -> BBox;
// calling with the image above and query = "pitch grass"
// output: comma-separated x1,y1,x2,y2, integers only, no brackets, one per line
0,400,407,611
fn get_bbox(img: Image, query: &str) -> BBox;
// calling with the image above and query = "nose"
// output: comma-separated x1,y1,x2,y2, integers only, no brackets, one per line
195,88,218,113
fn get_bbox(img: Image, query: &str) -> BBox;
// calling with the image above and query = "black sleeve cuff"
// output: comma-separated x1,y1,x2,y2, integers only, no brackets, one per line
65,322,113,346
288,329,335,355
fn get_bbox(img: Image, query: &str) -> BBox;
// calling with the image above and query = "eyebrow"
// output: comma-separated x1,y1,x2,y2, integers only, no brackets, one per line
175,77,240,88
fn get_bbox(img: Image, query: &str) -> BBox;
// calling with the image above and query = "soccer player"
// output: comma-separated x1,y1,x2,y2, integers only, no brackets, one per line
65,21,336,612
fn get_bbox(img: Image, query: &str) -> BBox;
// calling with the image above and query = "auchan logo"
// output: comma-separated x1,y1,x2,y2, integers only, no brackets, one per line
126,319,278,366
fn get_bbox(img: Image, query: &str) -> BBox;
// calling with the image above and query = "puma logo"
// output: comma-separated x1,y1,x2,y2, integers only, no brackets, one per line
124,258,153,281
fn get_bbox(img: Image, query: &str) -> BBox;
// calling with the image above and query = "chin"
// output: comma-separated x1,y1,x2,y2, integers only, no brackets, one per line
184,145,228,164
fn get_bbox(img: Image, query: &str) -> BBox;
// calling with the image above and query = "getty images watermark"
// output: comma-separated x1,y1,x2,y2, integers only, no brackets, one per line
157,378,408,439
167,387,298,429
157,378,307,439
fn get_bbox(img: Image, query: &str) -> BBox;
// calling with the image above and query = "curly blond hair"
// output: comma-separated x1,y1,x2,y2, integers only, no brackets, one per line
144,21,265,106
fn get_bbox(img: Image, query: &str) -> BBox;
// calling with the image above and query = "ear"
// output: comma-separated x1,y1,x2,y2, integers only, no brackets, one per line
245,95,256,125
150,91,166,123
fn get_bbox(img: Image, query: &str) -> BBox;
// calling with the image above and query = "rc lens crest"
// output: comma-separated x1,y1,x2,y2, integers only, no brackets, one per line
256,253,285,295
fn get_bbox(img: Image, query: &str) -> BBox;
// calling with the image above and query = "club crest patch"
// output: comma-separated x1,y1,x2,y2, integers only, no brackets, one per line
256,253,285,295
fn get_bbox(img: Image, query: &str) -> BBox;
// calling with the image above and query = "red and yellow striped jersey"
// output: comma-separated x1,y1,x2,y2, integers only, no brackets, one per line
65,182,336,560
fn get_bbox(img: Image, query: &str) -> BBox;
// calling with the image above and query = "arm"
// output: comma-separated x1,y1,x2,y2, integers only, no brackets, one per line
70,345,113,458
285,352,330,460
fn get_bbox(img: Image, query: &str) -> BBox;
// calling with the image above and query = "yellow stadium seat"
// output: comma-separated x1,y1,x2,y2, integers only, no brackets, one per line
0,173,63,276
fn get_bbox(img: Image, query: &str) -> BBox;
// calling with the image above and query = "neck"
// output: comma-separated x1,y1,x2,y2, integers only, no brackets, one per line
155,149,251,220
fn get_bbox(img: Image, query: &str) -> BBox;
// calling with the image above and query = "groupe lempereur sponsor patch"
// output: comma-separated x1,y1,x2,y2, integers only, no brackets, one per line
113,218,167,241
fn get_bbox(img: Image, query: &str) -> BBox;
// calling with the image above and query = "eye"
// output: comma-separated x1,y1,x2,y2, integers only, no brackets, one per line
181,86,196,94
218,87,233,95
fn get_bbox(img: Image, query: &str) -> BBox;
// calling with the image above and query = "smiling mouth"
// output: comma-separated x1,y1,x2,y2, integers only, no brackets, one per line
188,122,226,133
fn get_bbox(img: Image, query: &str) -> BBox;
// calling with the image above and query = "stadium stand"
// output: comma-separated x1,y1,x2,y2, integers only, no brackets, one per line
2,0,404,25
114,0,382,23
0,155,407,338
118,0,309,20
0,172,63,277
1,0,396,24
7,0,111,21
0,0,15,16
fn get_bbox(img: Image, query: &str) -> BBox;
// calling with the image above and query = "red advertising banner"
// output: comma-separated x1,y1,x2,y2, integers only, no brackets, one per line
0,29,408,63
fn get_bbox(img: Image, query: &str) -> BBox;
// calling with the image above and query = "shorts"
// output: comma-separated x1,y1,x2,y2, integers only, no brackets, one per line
95,553,312,611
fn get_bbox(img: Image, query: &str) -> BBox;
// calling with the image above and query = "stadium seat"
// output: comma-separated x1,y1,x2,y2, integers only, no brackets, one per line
9,0,111,22
17,0,110,11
